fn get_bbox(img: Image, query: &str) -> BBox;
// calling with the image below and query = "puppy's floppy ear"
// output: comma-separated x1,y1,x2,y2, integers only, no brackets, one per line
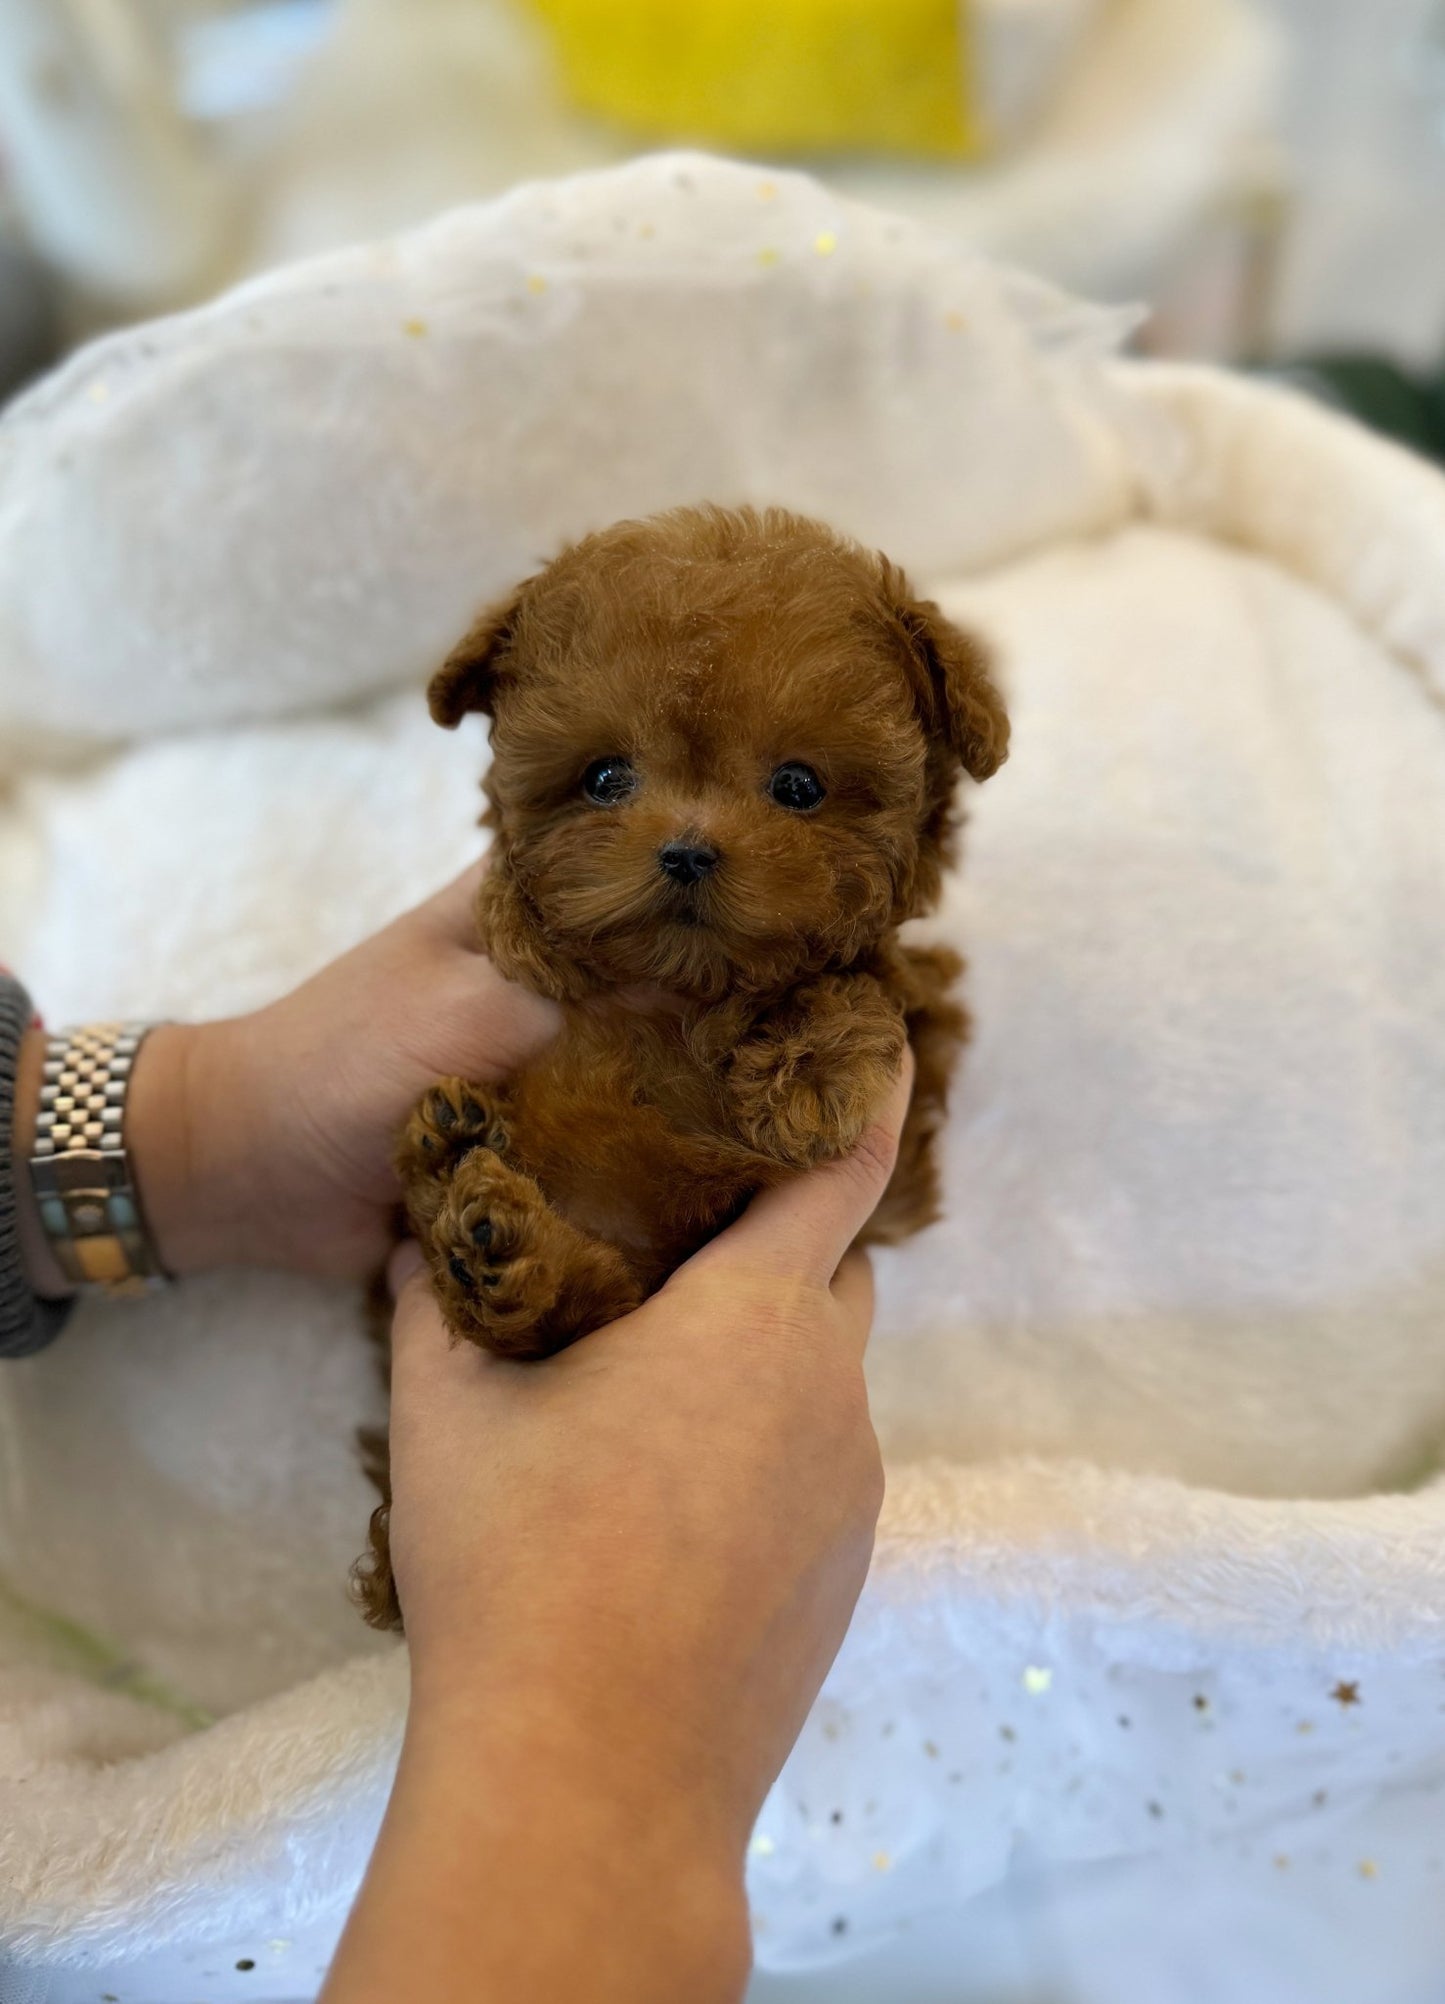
877,561,1002,785
888,573,1009,781
427,588,524,728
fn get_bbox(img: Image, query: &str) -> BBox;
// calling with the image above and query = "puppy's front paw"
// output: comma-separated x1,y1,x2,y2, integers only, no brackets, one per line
730,978,907,1166
429,1152,642,1358
396,1078,510,1225
431,1152,548,1349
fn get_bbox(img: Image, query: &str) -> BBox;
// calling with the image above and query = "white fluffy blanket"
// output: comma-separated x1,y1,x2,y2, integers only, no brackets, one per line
1,156,1443,2001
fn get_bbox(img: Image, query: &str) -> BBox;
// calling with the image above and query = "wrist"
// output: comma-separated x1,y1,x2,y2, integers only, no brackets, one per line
13,1017,270,1287
125,1018,264,1275
387,1690,752,2002
407,1602,764,1848
407,1664,750,1848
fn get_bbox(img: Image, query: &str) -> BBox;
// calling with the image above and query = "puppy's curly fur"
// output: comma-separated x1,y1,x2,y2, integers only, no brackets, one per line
354,504,1007,1628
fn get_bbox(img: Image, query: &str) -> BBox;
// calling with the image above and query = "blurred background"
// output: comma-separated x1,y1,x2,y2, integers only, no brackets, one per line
0,0,1443,457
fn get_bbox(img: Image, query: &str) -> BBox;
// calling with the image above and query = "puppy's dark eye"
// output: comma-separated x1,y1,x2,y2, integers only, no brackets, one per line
582,757,637,805
767,762,827,812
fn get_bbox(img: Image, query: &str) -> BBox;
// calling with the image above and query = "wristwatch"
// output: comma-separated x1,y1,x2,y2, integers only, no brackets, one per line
28,1022,166,1294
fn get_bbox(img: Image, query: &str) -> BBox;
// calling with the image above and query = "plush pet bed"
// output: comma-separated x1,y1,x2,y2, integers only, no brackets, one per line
0,155,1442,2004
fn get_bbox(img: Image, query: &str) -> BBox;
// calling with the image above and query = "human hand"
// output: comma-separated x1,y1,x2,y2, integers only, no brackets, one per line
122,864,559,1280
324,1055,910,2004
388,1050,910,1850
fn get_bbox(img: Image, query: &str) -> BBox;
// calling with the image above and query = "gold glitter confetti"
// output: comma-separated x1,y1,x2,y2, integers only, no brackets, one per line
402,318,428,338
1331,1681,1362,1708
923,1739,940,1758
1274,1855,1291,1871
526,275,548,295
1193,1694,1210,1712
639,223,655,238
758,181,778,201
1359,1859,1378,1880
1297,1720,1316,1735
814,230,838,256
1022,1666,1053,1695
872,1851,893,1872
945,311,967,332
757,247,780,268
750,1833,776,1858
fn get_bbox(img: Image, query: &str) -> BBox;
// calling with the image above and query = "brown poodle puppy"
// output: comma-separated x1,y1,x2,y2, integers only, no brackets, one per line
355,504,1006,1628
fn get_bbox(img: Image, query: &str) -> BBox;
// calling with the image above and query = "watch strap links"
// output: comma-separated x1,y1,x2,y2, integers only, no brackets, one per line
29,1023,166,1295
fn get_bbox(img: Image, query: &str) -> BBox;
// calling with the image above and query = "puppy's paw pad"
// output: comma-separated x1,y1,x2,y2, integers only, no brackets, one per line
430,1157,561,1334
416,1083,508,1159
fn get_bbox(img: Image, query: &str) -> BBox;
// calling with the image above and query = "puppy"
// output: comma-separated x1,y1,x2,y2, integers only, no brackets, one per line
355,504,1006,1629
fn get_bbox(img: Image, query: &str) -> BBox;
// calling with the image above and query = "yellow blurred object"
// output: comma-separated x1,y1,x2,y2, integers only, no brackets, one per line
527,0,982,160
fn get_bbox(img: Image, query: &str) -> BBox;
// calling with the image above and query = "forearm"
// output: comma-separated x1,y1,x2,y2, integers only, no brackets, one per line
324,1692,752,2004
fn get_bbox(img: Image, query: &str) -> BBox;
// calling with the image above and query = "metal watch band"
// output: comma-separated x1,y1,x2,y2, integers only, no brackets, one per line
28,1023,166,1294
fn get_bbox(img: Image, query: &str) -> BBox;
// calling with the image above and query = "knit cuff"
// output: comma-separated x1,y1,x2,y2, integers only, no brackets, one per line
0,976,73,1358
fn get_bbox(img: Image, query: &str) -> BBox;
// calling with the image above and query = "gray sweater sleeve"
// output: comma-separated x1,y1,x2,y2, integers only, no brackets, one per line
0,974,73,1357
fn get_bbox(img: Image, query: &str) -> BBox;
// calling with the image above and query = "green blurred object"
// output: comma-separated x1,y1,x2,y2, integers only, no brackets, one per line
1270,353,1445,467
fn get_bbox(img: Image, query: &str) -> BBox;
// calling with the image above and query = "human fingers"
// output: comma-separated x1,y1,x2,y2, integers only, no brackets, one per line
387,1236,425,1297
696,1050,914,1288
828,1249,875,1357
400,861,561,1074
415,859,486,945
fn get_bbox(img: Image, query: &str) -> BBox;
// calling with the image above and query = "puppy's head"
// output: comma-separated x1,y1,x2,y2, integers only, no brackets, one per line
432,506,1007,1002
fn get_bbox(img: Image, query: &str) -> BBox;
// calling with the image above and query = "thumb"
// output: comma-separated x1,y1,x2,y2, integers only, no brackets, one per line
690,1050,914,1287
418,859,487,945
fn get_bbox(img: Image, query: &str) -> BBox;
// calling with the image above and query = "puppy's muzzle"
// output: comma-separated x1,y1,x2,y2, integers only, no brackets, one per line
657,839,720,888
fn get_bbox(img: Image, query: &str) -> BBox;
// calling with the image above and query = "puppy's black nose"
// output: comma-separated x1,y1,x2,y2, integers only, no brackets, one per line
658,840,720,887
